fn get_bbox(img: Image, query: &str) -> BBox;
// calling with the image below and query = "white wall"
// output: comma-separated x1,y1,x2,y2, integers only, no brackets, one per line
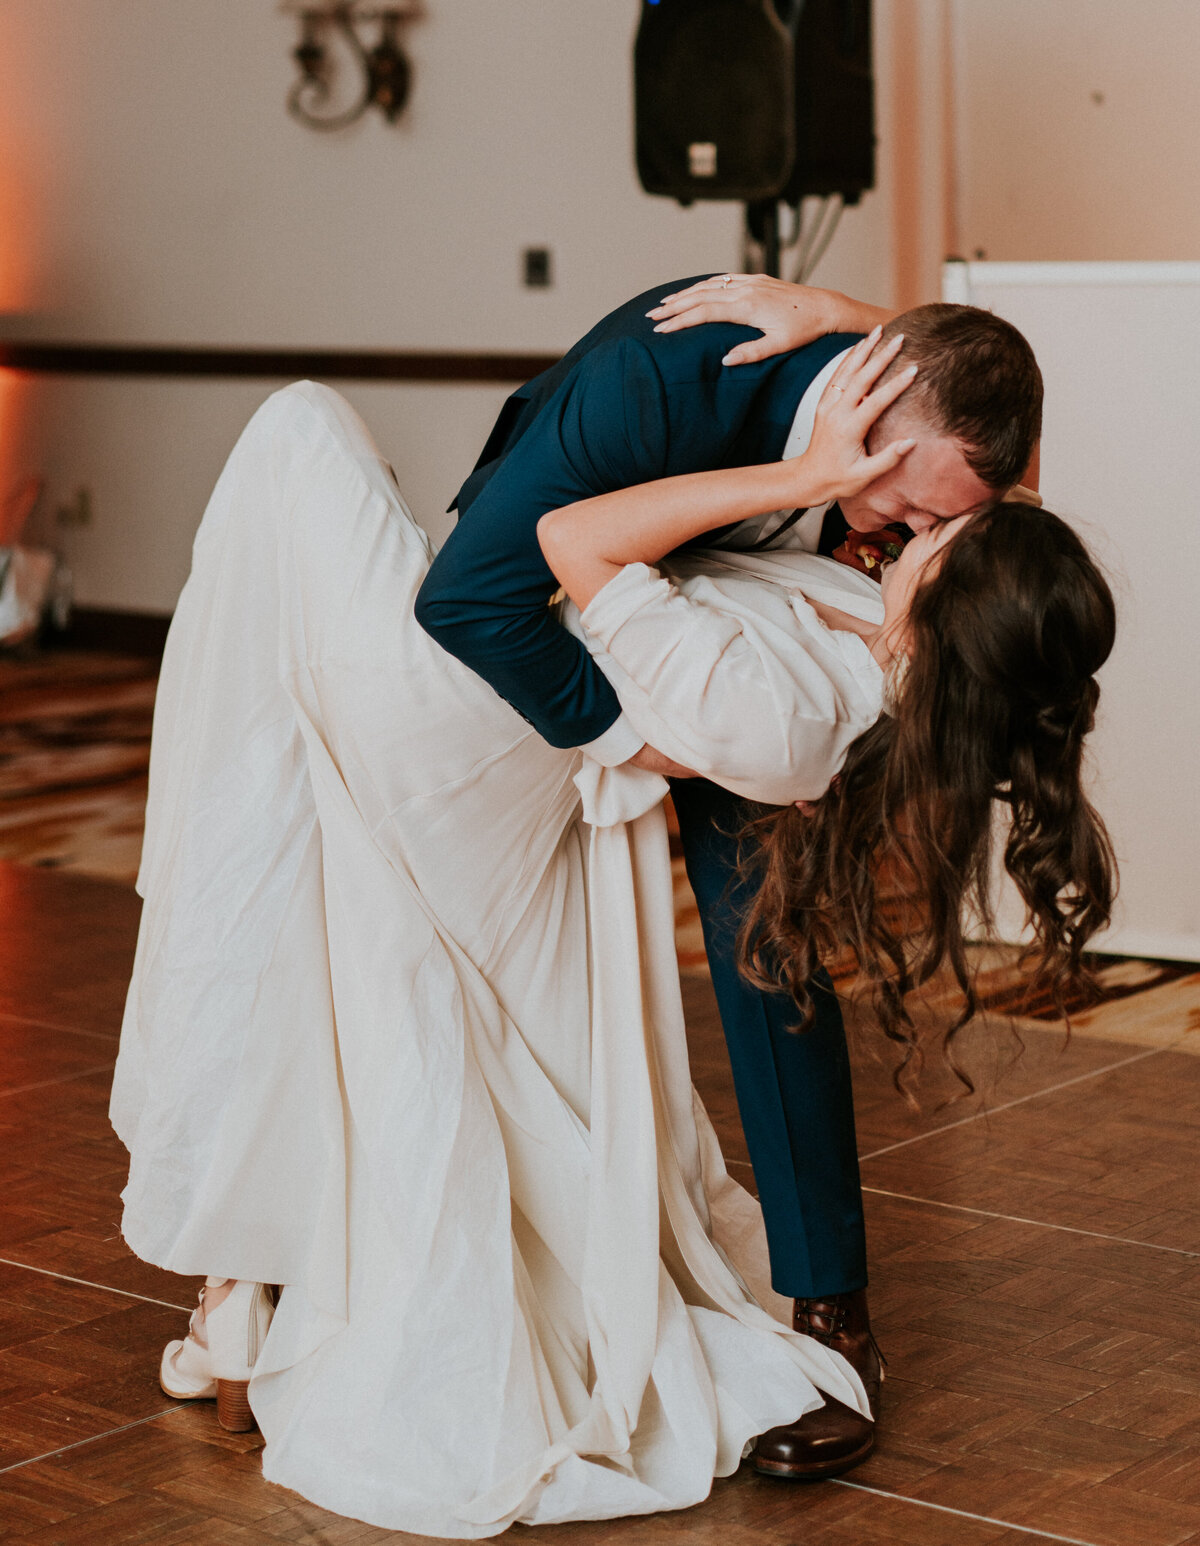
8,376,513,612
9,3,1198,612
952,0,1200,262
0,1,900,611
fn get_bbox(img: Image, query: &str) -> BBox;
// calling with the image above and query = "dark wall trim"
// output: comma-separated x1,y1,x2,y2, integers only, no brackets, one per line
55,606,172,659
0,342,560,384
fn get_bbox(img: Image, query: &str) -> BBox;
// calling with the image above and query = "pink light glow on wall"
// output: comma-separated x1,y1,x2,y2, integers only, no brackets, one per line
0,373,41,545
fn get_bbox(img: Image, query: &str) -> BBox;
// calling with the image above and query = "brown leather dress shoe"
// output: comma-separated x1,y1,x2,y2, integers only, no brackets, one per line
752,1289,883,1480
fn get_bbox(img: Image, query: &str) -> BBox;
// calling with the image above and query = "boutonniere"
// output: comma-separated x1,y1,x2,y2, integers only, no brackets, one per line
831,523,910,581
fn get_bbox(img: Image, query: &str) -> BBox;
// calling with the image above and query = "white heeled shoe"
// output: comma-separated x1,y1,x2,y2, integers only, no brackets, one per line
160,1277,275,1431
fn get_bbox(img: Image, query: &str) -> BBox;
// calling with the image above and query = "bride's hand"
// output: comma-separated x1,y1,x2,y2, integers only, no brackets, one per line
799,328,918,503
645,274,894,367
628,742,699,779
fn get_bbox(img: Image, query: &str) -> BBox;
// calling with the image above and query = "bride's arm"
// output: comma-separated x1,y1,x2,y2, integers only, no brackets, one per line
538,330,915,609
573,555,881,803
645,275,896,368
538,332,917,799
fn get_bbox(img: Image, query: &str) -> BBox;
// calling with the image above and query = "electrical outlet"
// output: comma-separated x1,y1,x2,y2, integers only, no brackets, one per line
523,248,552,288
56,487,93,528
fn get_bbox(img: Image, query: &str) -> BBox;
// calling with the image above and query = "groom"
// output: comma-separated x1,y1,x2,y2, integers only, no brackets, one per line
416,276,1042,1478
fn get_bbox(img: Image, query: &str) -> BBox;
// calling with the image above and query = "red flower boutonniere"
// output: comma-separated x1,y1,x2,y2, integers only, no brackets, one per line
830,524,910,582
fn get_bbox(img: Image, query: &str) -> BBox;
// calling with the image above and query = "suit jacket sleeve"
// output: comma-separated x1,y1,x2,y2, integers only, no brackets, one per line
415,335,707,750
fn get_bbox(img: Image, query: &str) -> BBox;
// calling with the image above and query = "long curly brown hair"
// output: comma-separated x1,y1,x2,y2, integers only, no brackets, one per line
738,501,1118,1096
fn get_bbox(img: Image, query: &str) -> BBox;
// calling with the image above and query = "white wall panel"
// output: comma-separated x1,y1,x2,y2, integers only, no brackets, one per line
945,259,1200,961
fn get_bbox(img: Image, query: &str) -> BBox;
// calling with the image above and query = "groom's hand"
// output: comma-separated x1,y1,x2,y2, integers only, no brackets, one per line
628,743,700,779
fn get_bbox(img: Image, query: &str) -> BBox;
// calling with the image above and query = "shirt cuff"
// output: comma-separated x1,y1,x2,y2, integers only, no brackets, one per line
579,713,645,768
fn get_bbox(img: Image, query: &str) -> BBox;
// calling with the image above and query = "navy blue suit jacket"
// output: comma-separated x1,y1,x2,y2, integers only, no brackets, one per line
414,275,859,749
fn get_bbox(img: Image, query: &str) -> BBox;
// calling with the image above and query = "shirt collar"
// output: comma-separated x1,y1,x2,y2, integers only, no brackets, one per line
762,346,854,552
706,345,854,553
781,346,853,463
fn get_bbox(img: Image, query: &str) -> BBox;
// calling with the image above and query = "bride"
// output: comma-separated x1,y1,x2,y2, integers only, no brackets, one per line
110,335,1114,1536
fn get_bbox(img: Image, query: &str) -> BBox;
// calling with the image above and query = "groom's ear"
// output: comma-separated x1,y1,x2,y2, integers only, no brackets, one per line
1018,443,1041,495
1001,443,1041,507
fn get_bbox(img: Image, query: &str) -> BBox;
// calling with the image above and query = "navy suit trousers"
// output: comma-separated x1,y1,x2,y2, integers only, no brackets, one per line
669,776,868,1299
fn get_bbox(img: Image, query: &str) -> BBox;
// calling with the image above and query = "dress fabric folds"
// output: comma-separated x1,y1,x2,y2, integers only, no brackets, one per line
111,383,879,1536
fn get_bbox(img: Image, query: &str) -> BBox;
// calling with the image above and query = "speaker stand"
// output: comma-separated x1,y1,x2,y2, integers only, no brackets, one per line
745,200,782,278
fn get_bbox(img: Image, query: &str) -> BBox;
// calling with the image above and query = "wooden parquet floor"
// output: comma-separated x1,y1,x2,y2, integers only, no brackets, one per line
0,651,155,885
2,650,1200,1541
0,860,1197,1544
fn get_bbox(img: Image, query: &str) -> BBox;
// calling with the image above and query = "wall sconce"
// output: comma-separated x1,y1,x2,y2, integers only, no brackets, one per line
288,3,421,131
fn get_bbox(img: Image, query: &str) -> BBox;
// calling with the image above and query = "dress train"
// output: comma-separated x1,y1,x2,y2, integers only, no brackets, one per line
111,383,866,1536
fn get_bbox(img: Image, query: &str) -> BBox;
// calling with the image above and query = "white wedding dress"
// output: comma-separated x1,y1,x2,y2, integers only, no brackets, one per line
111,382,886,1537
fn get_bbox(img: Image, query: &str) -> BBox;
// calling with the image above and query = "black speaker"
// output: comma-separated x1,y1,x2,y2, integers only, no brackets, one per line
778,0,874,205
634,0,874,207
634,0,794,204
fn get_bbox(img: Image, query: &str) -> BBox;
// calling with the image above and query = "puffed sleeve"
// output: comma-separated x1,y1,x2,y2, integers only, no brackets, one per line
579,563,884,806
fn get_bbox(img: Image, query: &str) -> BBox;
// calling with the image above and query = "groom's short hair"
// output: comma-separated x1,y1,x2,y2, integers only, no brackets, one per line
879,303,1043,490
